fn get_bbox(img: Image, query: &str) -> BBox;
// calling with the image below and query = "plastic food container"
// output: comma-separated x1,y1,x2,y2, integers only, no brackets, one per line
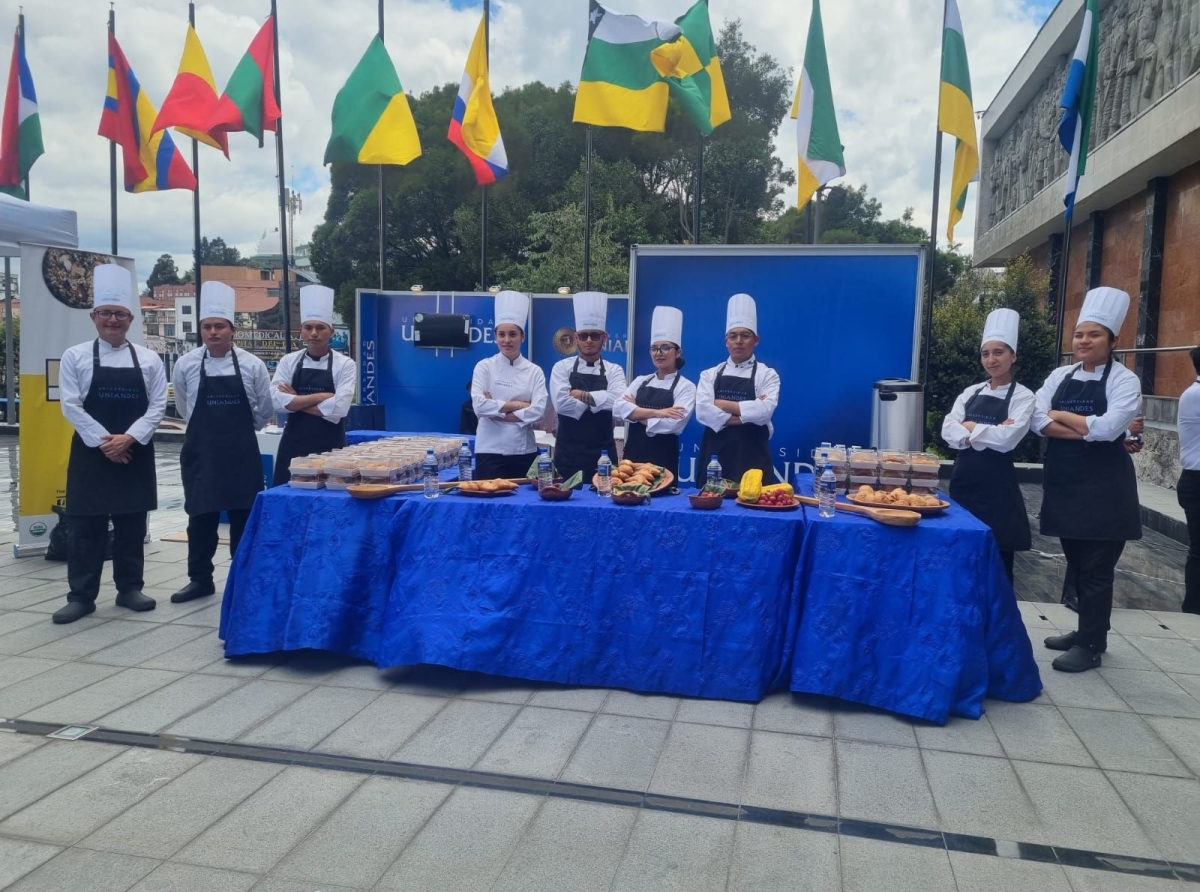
322,457,361,486
878,475,909,490
910,477,941,495
909,452,941,480
359,460,405,485
288,457,325,489
850,473,879,489
849,447,878,471
879,451,912,474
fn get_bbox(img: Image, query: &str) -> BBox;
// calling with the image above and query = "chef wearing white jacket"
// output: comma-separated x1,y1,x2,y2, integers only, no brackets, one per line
941,308,1036,583
613,305,695,483
1034,286,1143,672
471,291,548,480
270,286,357,486
695,294,780,488
549,291,627,484
54,264,167,624
171,282,274,603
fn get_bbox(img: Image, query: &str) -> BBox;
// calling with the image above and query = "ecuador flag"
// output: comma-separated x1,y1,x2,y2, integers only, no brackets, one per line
98,31,196,193
325,35,421,167
152,24,229,158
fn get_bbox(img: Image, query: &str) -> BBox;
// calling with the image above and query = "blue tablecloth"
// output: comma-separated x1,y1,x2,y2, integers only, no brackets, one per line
220,479,1042,721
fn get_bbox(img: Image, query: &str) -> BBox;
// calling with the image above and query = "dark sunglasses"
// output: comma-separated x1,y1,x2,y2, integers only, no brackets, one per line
576,331,605,342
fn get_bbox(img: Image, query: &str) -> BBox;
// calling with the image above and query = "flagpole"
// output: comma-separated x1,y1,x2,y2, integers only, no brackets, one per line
1054,218,1073,364
377,0,386,292
189,2,202,327
480,0,490,290
270,0,293,353
108,5,118,255
693,138,703,244
8,11,22,416
17,10,27,200
920,0,949,388
583,126,593,291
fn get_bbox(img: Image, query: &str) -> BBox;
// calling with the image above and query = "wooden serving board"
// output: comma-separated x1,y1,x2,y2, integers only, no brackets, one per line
847,496,949,516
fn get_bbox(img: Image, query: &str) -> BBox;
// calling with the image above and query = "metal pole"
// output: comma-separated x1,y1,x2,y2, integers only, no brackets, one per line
583,126,593,291
377,0,386,292
108,5,118,255
693,137,703,244
17,12,27,200
1054,219,1074,365
270,0,293,353
920,0,949,388
812,190,822,244
189,2,202,327
480,0,490,289
4,257,12,422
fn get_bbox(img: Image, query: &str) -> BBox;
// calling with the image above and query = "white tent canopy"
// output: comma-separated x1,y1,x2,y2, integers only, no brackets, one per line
0,193,79,257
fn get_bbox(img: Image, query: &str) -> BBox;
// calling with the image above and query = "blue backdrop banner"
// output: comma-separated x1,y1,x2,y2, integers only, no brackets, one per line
629,245,924,485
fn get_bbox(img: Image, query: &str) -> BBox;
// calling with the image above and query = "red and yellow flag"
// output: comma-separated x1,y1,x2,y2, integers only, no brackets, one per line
152,24,228,158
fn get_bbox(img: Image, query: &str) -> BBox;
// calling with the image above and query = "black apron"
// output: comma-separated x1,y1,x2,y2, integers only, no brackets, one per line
948,382,1032,552
65,340,157,517
1040,362,1142,541
181,349,264,515
623,373,682,480
554,357,618,483
271,351,347,486
697,361,773,488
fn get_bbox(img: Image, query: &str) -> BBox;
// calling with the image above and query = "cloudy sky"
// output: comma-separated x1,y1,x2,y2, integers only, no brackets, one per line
6,0,1057,287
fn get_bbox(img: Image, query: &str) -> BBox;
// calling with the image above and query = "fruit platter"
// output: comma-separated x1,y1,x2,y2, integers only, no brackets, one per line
733,470,800,511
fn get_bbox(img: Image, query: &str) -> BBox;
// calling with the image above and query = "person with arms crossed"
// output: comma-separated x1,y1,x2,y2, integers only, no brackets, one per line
53,264,167,624
170,282,274,603
941,308,1035,583
695,293,780,488
471,291,547,480
1178,347,1200,615
270,285,357,486
549,291,626,485
613,305,695,483
1034,287,1143,672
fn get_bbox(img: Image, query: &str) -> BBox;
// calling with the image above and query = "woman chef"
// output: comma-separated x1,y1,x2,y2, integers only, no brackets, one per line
941,308,1035,584
549,291,627,484
471,291,548,480
1033,287,1142,673
695,293,780,488
612,305,695,483
270,285,358,486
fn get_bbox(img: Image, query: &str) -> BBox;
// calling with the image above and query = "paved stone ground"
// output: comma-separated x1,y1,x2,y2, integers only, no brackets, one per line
0,440,1197,890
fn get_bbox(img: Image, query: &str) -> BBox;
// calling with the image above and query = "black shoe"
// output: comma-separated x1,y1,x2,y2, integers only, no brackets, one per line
1043,631,1106,653
115,590,156,612
1052,645,1102,673
52,601,96,624
171,580,215,604
1062,594,1079,613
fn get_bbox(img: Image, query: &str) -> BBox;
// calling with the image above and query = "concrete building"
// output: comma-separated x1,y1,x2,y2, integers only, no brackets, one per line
975,0,1200,483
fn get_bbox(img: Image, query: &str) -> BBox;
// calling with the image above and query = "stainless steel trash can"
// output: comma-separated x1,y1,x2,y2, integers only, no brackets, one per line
871,379,925,451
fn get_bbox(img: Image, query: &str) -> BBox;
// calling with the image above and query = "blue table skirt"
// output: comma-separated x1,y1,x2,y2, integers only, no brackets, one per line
220,480,1042,722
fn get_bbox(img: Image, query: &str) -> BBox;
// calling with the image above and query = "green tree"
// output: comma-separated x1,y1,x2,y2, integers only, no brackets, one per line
925,254,1055,462
146,254,182,291
200,236,245,265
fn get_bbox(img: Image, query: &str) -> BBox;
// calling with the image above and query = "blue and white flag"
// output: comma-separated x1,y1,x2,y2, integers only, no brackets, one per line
1057,0,1099,222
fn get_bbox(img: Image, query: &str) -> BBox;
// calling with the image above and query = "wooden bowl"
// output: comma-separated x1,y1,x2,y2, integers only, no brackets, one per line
539,486,573,501
611,491,648,506
689,493,723,510
723,486,739,500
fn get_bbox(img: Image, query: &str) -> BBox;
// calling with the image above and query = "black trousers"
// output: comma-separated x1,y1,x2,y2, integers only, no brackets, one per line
1179,470,1200,615
1060,538,1126,650
187,510,251,583
474,452,537,481
67,512,147,603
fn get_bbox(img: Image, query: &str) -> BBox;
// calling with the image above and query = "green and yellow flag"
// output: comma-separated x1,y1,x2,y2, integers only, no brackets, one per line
655,0,730,136
940,0,977,241
324,35,421,167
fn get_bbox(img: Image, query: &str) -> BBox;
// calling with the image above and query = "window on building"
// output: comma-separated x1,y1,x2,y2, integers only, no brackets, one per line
182,322,193,334
181,305,191,314
260,269,271,280
165,325,175,336
146,324,158,335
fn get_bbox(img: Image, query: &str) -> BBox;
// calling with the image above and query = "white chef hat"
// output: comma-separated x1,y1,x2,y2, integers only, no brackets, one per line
494,290,529,332
92,263,135,312
1078,286,1130,337
573,291,608,332
726,293,757,335
199,281,236,324
650,306,683,346
300,285,335,326
981,308,1020,352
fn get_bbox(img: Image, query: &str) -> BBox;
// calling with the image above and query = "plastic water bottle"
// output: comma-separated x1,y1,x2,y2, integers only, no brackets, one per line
457,442,473,482
537,448,553,492
423,449,439,499
706,455,722,489
813,450,827,497
819,452,837,518
596,450,613,497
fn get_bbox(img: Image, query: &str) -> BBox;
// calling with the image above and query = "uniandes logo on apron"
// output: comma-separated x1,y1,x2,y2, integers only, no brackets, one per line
95,385,143,401
205,394,245,407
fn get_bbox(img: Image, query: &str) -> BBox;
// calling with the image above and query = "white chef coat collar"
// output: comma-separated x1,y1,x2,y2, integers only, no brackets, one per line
727,354,756,369
502,353,528,368
97,338,131,352
652,370,678,381
581,358,601,368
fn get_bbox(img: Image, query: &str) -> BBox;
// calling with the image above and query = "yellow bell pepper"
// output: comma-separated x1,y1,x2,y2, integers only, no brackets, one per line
739,469,763,502
762,482,794,497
